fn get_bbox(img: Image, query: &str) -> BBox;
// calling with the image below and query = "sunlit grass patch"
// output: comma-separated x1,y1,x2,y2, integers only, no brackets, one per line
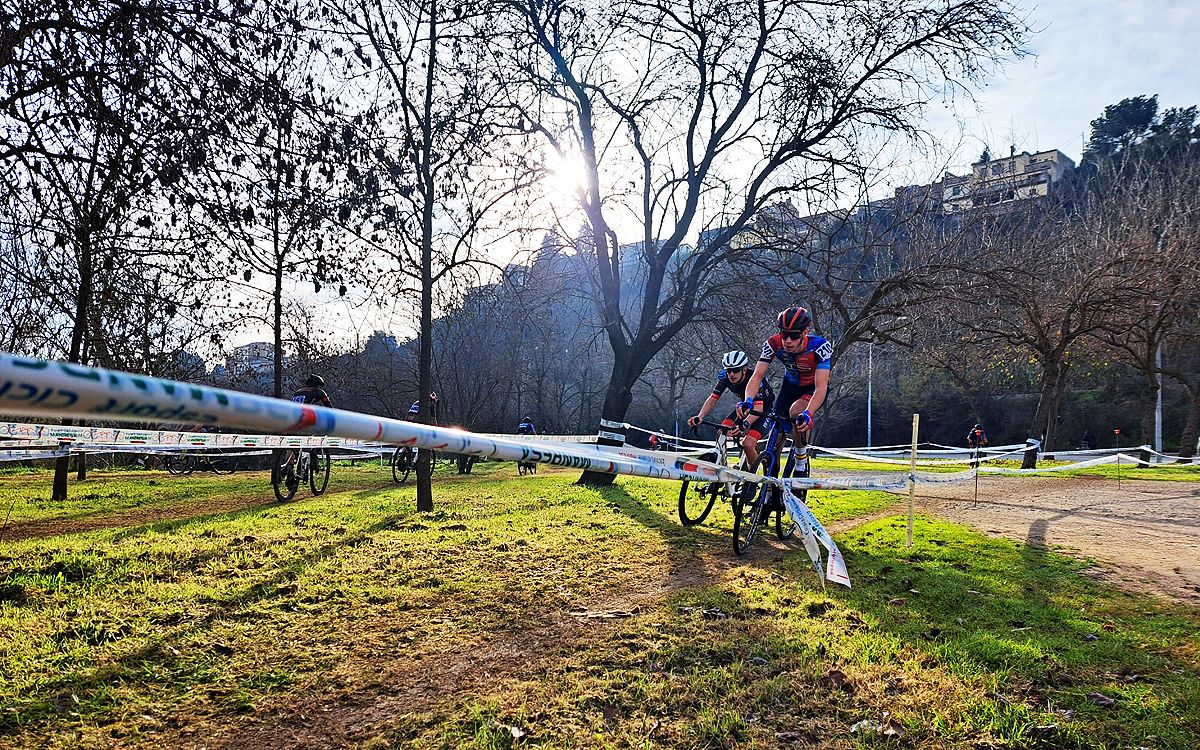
0,467,1196,748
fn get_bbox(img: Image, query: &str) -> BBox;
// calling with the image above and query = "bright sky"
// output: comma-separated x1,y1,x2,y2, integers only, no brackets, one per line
231,0,1200,351
930,0,1200,171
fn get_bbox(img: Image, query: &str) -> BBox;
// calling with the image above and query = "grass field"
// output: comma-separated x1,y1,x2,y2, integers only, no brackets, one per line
1,462,1197,749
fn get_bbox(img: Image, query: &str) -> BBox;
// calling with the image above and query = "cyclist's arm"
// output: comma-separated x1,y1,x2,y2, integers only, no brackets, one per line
807,368,830,416
696,394,720,419
743,361,770,403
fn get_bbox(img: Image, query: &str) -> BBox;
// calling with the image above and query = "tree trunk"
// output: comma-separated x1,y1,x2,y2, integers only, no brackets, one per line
578,360,636,486
272,129,284,399
1179,388,1200,460
53,228,93,500
1022,359,1068,469
273,262,284,398
414,0,438,514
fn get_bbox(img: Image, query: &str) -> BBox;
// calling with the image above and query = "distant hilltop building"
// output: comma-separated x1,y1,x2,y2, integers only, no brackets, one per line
895,147,1077,215
226,342,274,376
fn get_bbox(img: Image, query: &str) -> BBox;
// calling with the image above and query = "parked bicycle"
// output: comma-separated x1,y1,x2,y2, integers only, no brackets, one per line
164,451,237,476
733,411,806,555
677,418,750,526
272,447,331,502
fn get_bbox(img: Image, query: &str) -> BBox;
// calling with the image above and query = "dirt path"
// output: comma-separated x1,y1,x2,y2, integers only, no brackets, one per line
911,475,1200,605
188,515,850,750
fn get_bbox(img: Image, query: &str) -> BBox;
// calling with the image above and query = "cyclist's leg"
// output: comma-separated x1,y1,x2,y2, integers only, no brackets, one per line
739,393,775,467
789,392,814,476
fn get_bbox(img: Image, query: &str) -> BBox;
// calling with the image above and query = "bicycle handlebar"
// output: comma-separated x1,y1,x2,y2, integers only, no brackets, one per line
689,417,747,437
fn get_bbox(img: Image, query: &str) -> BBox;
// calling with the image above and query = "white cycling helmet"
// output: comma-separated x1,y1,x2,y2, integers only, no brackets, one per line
722,350,750,369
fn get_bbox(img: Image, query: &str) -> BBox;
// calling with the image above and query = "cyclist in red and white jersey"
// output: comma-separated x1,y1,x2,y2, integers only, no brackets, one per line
739,306,831,464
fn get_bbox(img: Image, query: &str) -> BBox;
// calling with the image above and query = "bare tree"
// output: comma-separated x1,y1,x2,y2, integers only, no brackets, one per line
498,0,1029,483
948,194,1131,467
1086,121,1200,455
327,0,540,509
0,0,259,497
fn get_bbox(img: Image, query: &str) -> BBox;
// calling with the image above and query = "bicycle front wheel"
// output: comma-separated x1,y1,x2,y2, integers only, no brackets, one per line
776,489,798,540
733,453,775,555
391,448,413,484
678,479,719,526
733,484,768,555
210,454,236,475
309,449,330,495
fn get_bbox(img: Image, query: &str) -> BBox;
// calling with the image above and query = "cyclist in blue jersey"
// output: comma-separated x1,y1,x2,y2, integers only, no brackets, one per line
406,392,440,424
687,351,774,466
517,417,537,435
279,375,333,492
292,374,332,407
739,306,832,461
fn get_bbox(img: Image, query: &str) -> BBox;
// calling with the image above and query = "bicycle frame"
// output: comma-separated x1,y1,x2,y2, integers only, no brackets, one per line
753,412,804,482
731,409,808,555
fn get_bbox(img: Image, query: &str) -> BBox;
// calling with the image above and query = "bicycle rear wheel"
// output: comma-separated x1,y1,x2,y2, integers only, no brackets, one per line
678,479,719,526
309,449,330,495
164,455,187,475
272,450,298,502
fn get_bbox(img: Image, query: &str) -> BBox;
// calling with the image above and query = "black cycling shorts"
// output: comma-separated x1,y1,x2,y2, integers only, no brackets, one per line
774,379,815,420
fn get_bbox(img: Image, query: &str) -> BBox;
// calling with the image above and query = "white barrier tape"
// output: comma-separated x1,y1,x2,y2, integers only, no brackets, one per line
913,468,978,484
622,422,711,448
0,439,64,449
480,433,597,443
599,418,625,430
0,448,70,462
596,429,625,443
925,442,1031,453
0,421,388,449
978,453,1131,474
1038,444,1147,456
784,474,910,492
782,487,851,587
0,354,762,487
811,442,1034,467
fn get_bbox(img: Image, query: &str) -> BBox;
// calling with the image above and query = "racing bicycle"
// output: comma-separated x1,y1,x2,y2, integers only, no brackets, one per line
677,418,749,526
517,459,538,476
733,411,807,555
272,447,331,502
